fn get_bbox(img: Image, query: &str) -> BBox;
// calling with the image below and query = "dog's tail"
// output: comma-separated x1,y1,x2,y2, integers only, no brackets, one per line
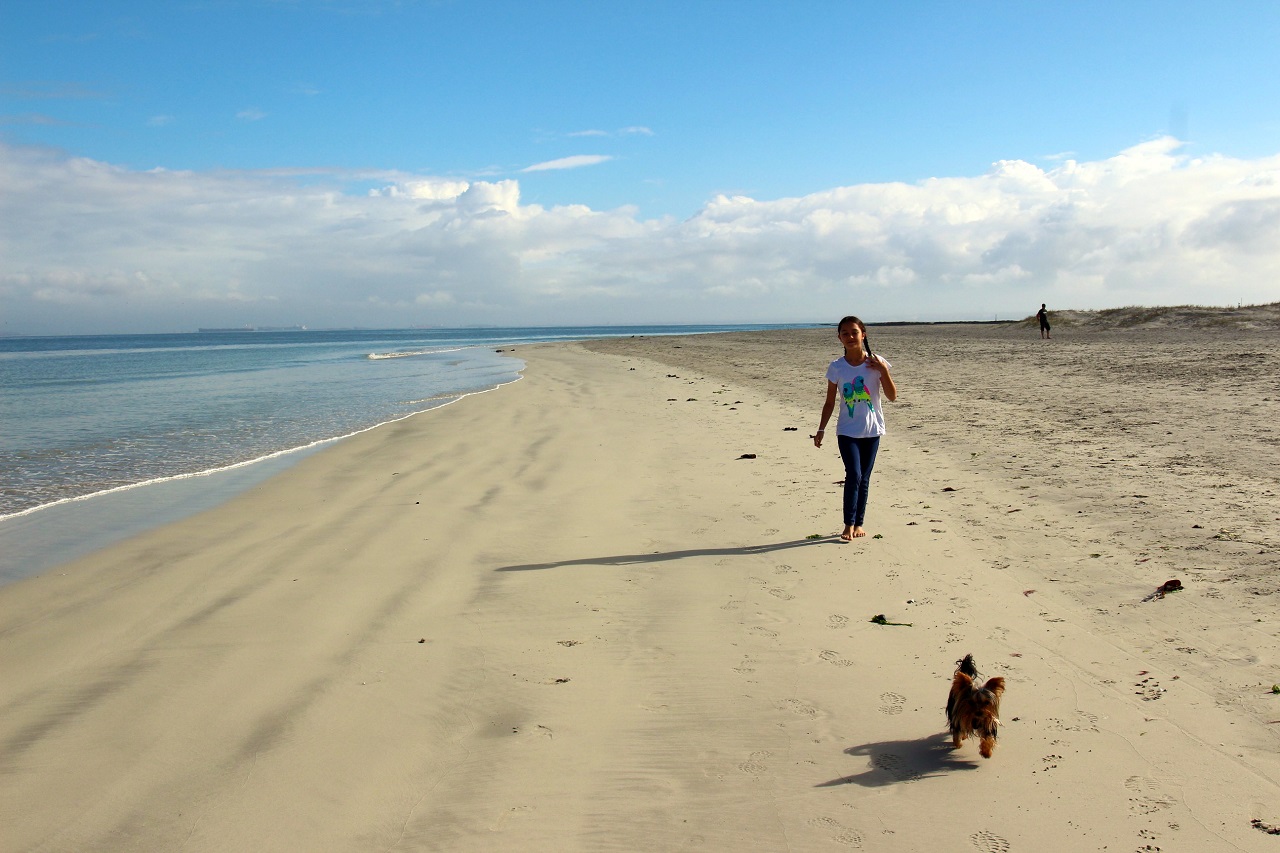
948,655,980,722
976,676,1005,758
945,669,972,723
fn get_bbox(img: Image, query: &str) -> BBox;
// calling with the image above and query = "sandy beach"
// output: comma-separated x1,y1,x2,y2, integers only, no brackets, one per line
2,312,1279,852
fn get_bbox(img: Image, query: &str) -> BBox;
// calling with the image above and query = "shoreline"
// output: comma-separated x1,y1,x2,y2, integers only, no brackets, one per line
0,378,522,585
2,329,1278,851
0,448,317,586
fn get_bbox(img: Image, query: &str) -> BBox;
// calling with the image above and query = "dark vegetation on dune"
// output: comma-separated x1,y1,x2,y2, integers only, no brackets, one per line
1024,301,1280,331
868,301,1280,331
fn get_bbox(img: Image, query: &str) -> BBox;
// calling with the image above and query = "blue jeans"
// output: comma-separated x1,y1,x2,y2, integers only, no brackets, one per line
837,435,880,527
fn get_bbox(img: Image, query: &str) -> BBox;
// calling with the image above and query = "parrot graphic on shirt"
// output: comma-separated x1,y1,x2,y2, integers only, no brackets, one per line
842,376,875,415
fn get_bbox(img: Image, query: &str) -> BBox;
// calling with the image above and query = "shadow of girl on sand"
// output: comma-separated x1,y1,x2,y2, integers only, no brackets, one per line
494,537,832,572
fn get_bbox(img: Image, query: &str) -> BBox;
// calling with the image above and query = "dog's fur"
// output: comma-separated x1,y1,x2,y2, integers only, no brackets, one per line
946,654,1005,758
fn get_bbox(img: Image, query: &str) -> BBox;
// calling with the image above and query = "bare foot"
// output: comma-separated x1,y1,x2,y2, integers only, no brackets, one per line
851,526,867,538
839,526,854,542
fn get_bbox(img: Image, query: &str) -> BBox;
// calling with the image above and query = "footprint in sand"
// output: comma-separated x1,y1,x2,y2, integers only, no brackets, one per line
1129,797,1175,816
780,698,819,718
1124,775,1163,794
808,816,863,847
738,750,771,776
870,752,918,781
734,656,757,675
819,650,854,667
828,614,849,629
878,692,906,715
1125,775,1176,814
970,829,1011,852
721,599,743,611
768,588,795,600
749,626,779,640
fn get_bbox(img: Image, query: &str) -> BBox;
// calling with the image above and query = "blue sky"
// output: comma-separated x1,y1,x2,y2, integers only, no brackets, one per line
3,1,1280,334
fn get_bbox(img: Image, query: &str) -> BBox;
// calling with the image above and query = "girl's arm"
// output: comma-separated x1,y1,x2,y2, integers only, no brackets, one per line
815,381,838,448
871,356,897,402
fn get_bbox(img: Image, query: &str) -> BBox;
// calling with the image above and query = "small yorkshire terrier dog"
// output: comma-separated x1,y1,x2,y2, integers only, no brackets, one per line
946,654,1005,758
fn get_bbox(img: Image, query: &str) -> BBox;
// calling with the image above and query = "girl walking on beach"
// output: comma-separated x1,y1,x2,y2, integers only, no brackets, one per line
814,316,897,541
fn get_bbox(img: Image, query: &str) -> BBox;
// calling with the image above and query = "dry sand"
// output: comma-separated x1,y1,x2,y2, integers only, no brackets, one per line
2,310,1278,852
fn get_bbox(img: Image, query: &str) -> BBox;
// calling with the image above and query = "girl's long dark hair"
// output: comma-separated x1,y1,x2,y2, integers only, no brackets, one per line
838,315,872,358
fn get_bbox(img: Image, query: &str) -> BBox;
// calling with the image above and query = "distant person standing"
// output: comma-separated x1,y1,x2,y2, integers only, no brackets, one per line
1037,304,1051,339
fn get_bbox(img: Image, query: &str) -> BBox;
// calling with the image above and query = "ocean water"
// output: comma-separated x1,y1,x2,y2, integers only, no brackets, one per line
0,324,802,582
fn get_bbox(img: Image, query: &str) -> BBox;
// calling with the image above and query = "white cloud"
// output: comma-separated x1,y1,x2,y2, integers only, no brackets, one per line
370,178,471,200
2,137,1279,334
567,126,653,138
236,108,267,121
522,154,613,172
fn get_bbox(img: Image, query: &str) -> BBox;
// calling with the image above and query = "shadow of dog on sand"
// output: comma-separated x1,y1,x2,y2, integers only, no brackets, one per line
816,734,980,788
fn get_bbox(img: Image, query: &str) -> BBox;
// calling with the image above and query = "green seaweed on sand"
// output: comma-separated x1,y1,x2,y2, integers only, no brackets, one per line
870,614,912,627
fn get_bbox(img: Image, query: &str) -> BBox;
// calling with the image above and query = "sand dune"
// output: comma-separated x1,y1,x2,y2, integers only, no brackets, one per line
1029,300,1280,331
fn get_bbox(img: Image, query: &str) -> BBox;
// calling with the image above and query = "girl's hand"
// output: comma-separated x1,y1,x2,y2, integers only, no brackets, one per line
812,432,824,448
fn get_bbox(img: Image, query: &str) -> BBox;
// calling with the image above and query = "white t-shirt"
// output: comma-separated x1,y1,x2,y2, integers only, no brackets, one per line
826,355,891,438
